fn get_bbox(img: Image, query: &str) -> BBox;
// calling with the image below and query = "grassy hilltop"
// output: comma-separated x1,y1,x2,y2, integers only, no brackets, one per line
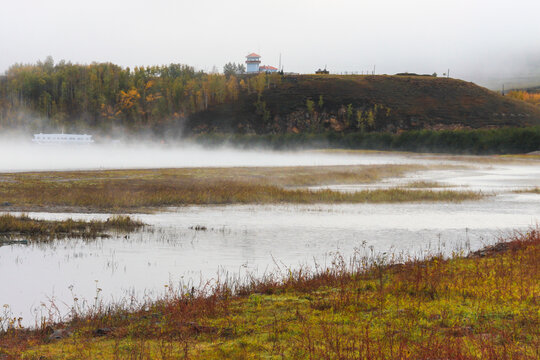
187,75,540,135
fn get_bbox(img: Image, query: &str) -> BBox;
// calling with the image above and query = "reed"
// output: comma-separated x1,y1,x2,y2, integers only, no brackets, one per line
0,213,144,241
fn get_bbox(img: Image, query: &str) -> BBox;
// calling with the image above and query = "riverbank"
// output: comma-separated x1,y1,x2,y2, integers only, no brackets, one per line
192,126,540,155
1,229,537,359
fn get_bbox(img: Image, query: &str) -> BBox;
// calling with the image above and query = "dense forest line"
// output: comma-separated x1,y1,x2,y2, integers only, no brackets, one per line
0,57,278,135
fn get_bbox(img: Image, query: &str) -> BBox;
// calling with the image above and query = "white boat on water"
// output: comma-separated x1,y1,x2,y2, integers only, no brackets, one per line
32,133,94,145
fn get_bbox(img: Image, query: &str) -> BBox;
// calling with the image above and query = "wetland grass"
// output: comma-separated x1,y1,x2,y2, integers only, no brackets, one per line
0,214,144,241
1,229,538,359
403,180,446,188
0,165,481,212
514,187,540,194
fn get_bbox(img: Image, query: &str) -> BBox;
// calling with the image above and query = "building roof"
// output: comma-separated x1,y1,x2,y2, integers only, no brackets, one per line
259,65,278,70
246,53,261,58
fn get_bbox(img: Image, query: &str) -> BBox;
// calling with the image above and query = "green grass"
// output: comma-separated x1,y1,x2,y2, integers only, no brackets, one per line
2,229,538,359
0,214,144,241
0,165,482,212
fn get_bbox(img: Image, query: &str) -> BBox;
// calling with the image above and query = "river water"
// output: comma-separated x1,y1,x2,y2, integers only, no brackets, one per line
0,149,538,327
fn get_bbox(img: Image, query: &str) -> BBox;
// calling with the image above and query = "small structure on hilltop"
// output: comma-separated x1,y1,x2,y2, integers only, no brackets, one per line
245,53,280,73
246,53,261,73
259,65,278,73
315,67,329,74
32,133,94,145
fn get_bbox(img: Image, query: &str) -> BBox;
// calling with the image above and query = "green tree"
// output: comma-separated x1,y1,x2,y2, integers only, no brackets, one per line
346,104,353,121
223,62,238,77
223,62,246,77
366,109,375,129
357,110,365,131
318,95,324,109
306,98,315,114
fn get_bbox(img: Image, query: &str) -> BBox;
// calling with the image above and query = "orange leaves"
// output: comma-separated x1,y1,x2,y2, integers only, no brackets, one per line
100,103,123,120
507,90,540,106
119,88,141,110
144,80,155,90
145,93,162,103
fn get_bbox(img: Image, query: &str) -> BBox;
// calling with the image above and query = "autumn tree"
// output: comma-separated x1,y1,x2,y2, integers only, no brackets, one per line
0,58,243,132
250,73,267,99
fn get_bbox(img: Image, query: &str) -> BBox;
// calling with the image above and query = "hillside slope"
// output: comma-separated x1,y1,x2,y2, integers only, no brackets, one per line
187,75,540,134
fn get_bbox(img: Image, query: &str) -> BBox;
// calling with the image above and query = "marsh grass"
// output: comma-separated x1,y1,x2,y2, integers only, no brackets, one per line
514,187,540,194
0,214,144,241
1,229,538,359
0,165,481,212
403,180,446,188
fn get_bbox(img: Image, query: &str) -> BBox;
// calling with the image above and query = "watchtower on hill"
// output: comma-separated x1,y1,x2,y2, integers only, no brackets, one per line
246,53,261,73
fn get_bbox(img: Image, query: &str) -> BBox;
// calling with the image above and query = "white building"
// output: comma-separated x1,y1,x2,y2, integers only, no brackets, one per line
246,53,261,73
32,133,94,145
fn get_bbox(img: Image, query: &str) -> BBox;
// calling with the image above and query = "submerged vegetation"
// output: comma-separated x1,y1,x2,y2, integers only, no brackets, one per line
0,214,144,241
0,166,483,212
1,229,538,359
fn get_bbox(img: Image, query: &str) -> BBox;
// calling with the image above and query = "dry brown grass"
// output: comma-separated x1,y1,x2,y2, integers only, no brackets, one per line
0,165,484,212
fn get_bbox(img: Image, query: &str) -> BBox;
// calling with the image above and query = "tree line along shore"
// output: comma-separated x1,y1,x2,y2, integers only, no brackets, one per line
1,59,540,151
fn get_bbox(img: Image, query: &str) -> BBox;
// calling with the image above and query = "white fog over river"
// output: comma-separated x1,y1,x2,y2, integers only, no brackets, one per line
0,142,429,172
0,146,539,327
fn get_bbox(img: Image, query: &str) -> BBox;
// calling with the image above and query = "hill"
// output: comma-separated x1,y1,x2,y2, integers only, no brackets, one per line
1,60,539,137
187,75,540,135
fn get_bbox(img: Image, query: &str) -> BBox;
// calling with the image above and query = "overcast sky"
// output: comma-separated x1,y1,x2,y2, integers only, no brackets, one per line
1,0,539,87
